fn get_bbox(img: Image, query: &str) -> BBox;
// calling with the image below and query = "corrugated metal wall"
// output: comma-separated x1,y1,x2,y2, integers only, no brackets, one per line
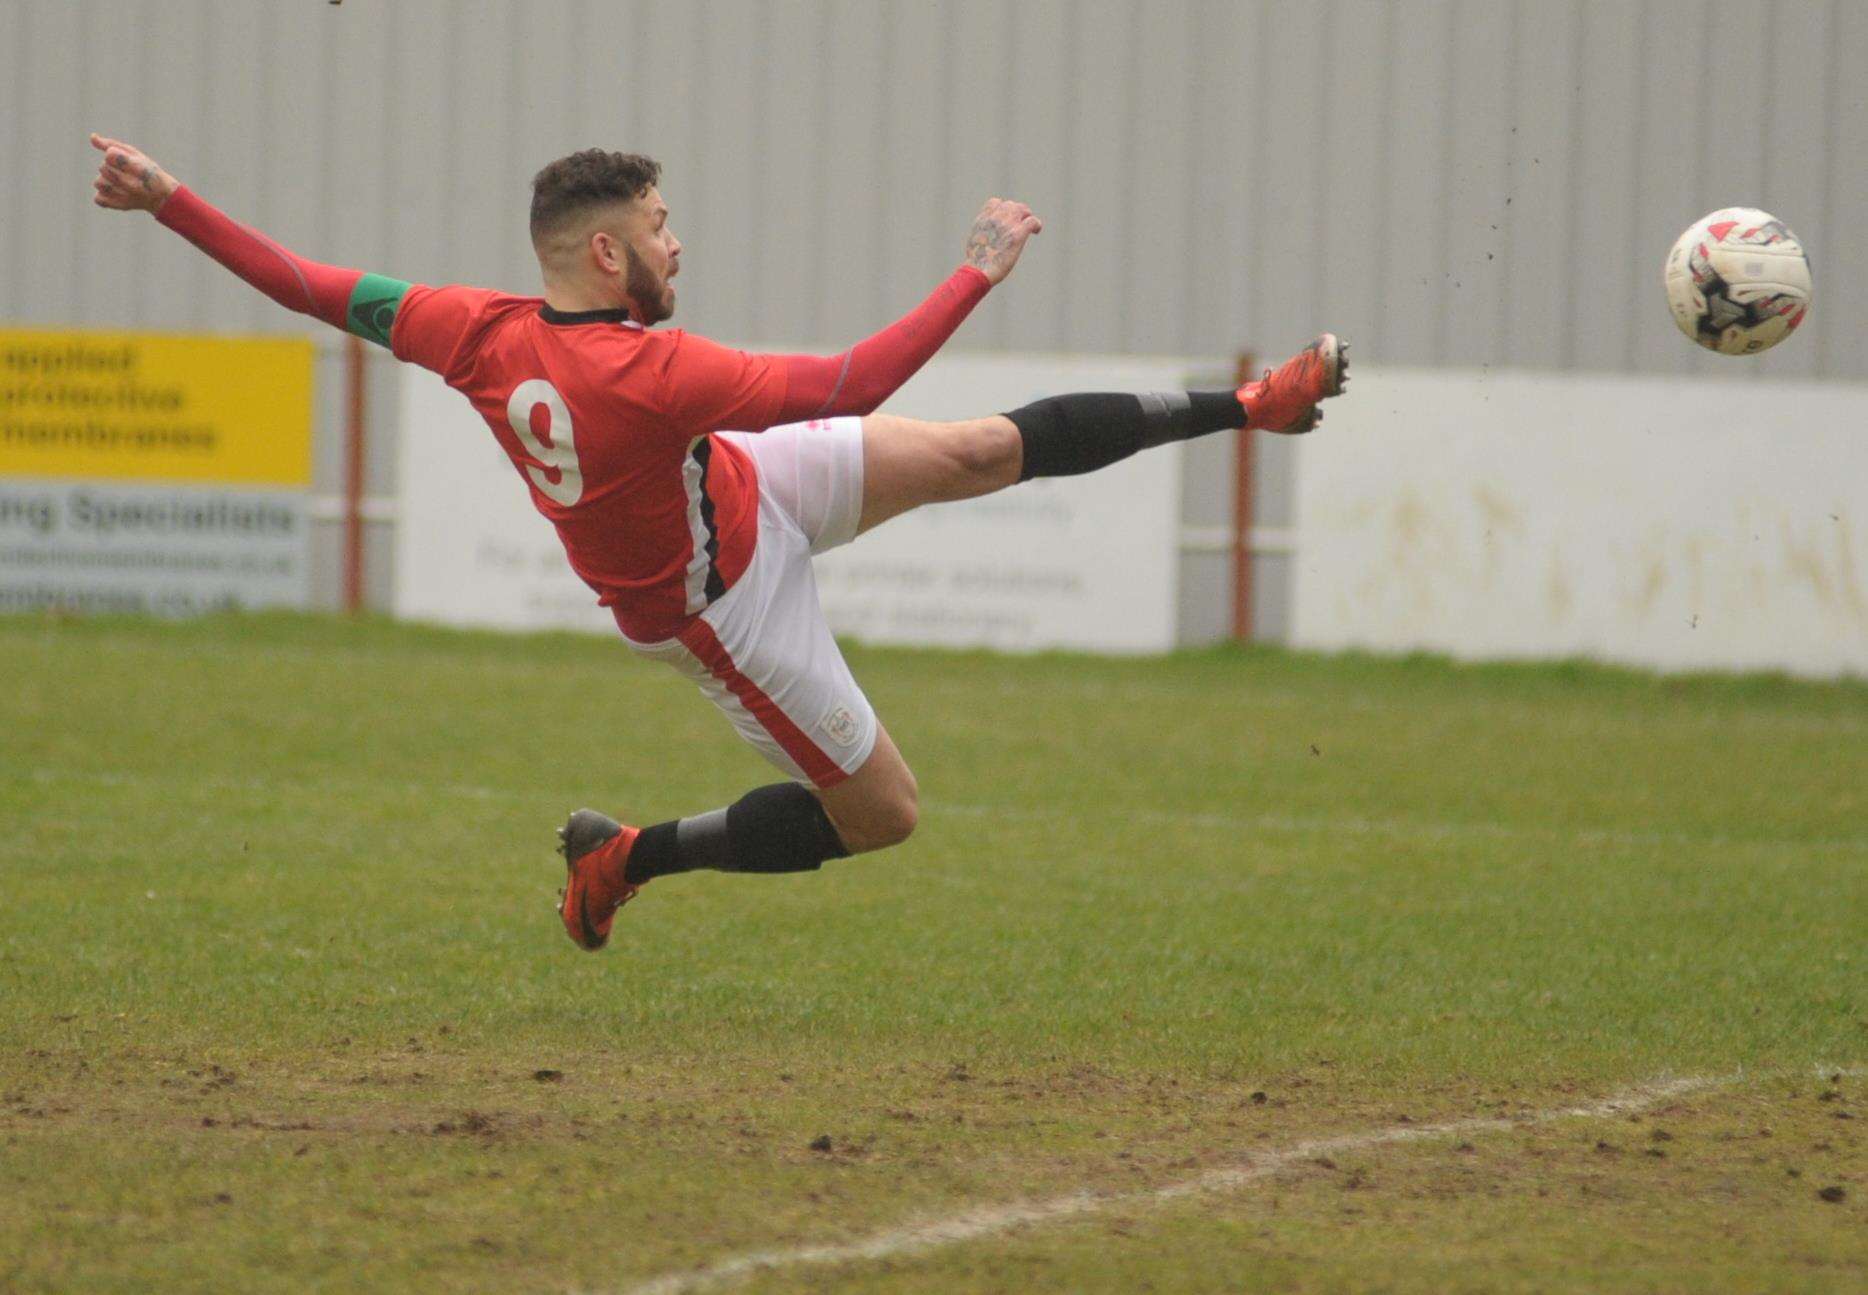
6,0,1866,378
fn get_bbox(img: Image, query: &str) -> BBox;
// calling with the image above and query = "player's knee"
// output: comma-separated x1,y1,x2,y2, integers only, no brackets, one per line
890,788,920,844
874,806,917,849
827,778,917,853
872,780,919,848
947,420,1020,485
869,776,919,849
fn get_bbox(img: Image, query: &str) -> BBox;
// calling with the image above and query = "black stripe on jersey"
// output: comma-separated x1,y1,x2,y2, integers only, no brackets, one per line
691,437,727,602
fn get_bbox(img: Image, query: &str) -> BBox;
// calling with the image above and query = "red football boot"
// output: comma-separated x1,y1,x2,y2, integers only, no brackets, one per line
1236,334,1349,434
556,809,641,951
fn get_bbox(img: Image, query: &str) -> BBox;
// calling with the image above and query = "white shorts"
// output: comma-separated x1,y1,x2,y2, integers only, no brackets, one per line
624,418,877,789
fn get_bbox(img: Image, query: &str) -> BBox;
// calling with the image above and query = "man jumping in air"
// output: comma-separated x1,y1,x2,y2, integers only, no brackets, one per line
89,132,1347,952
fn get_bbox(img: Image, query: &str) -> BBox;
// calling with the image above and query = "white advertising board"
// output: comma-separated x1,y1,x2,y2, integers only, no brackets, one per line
0,481,307,616
394,352,1204,651
1292,366,1868,678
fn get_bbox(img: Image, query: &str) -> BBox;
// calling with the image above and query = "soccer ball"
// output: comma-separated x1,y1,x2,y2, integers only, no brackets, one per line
1664,208,1811,355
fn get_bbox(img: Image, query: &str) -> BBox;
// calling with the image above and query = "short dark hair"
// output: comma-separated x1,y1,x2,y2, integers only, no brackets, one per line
529,149,662,243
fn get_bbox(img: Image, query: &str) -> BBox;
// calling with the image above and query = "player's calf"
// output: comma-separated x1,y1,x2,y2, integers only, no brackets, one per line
626,783,852,882
1009,334,1349,480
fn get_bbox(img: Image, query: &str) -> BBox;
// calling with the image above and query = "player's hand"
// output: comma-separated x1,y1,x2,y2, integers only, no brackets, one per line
88,133,178,212
962,198,1042,286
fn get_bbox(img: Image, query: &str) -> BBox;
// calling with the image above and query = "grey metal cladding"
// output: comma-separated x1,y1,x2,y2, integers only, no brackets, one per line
6,0,1860,379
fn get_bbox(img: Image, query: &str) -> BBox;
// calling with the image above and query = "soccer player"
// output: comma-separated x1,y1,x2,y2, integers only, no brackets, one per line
90,133,1345,951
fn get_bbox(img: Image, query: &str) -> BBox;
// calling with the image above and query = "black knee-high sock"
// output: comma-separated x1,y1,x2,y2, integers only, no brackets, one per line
1008,390,1246,481
624,783,851,884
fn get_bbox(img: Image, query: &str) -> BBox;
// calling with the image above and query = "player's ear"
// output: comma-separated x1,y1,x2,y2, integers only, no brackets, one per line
589,230,618,275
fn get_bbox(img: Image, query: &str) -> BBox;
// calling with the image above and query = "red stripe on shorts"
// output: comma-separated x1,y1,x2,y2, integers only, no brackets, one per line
675,618,849,789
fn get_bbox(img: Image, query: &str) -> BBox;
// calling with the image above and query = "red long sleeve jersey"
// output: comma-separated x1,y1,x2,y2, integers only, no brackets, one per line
392,287,805,642
150,185,990,643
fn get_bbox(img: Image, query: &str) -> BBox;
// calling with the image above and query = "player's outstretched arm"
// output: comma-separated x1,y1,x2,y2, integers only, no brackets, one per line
661,198,1042,438
772,197,1043,420
88,133,410,349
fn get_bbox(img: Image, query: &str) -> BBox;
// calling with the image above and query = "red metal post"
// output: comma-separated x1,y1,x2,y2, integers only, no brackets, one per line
341,334,368,614
1230,350,1257,642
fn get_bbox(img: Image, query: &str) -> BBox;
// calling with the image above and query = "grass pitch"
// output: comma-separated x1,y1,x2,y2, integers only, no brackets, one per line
1,611,1864,1292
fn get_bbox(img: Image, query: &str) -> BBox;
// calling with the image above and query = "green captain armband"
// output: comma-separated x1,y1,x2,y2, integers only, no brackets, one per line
345,273,413,349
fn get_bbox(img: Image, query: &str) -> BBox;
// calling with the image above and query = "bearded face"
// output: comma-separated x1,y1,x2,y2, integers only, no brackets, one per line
624,238,676,325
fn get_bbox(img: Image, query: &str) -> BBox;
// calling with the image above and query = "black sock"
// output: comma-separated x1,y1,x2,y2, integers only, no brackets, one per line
624,783,851,884
1008,390,1245,481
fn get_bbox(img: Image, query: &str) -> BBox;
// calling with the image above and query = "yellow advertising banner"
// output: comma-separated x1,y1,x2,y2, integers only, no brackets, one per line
0,327,314,487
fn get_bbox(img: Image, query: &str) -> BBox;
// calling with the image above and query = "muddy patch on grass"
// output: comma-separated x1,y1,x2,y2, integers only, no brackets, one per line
5,1050,1862,1219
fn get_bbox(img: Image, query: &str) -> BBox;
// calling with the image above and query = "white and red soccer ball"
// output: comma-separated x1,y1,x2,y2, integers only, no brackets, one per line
1665,208,1812,356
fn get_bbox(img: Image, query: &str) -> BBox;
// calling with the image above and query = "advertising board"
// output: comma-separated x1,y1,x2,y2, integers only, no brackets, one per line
1292,366,1868,677
0,328,314,615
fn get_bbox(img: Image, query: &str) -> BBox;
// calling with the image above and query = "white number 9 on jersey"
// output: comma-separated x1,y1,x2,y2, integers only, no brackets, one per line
505,379,584,506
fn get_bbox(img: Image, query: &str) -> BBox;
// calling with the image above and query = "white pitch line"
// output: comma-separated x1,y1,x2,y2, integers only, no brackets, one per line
16,766,1868,857
615,1067,1862,1295
925,796,1868,856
